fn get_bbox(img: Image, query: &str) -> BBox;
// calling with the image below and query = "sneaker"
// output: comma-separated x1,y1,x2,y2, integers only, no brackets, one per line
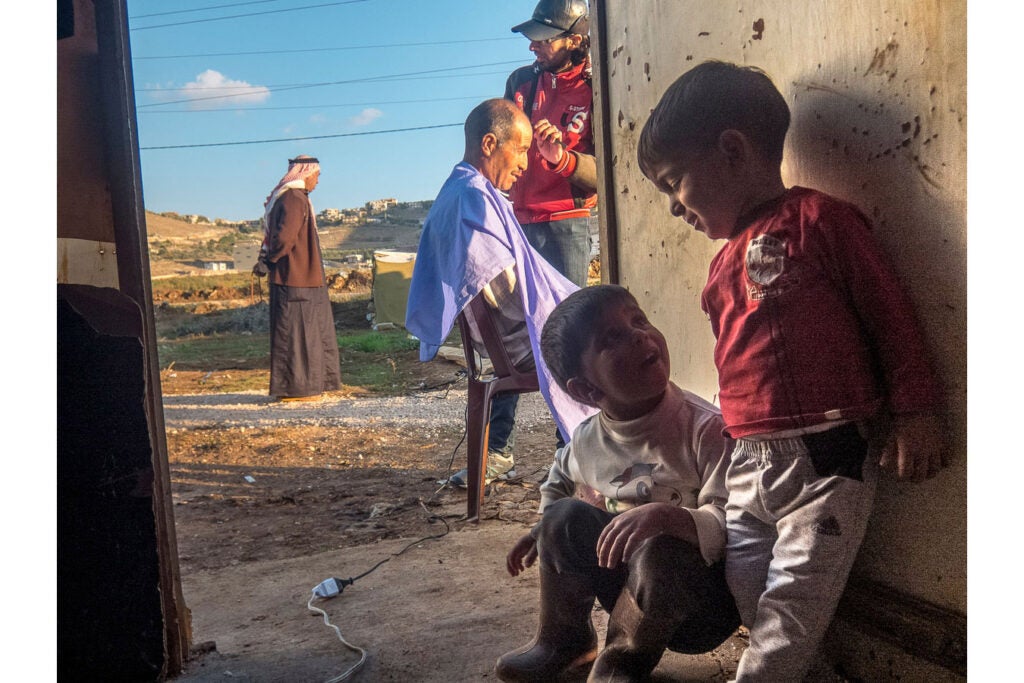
445,453,517,488
445,469,470,489
486,451,516,482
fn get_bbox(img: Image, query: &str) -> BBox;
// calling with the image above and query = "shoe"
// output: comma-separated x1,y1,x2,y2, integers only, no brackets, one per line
445,453,517,488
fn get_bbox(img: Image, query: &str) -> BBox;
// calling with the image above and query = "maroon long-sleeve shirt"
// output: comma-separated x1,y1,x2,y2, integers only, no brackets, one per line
701,187,942,439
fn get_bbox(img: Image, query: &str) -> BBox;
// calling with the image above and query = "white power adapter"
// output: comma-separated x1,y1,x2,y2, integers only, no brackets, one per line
313,577,342,598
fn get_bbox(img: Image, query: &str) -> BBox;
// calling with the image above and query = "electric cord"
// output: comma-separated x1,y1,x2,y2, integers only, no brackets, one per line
305,593,367,683
313,503,452,593
307,504,452,681
390,367,470,503
407,368,466,396
392,355,501,502
428,368,533,508
432,415,468,500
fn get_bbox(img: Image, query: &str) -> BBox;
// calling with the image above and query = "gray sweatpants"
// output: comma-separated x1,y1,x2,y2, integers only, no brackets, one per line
725,423,879,682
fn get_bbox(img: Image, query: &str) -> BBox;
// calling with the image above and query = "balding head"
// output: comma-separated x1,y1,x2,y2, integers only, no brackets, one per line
463,99,533,192
464,99,529,154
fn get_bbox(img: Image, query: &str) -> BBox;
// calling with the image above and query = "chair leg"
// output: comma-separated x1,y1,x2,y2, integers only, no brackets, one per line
465,382,490,522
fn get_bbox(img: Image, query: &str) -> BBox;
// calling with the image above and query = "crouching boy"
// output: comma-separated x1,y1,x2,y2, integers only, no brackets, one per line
495,284,740,683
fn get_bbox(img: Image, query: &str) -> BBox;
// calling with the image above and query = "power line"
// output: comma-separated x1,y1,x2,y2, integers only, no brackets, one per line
139,122,462,150
130,0,285,20
137,61,521,106
130,0,369,31
133,36,519,60
136,94,488,114
135,64,515,92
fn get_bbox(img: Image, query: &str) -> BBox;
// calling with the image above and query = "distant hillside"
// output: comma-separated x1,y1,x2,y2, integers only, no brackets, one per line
145,211,235,241
144,207,426,279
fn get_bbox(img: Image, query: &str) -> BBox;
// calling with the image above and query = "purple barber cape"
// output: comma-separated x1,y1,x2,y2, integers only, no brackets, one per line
405,162,597,441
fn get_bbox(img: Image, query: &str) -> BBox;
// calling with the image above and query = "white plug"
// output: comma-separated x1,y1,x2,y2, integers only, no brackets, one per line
313,577,342,598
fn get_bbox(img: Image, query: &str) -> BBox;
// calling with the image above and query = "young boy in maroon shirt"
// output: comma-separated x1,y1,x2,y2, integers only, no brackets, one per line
636,60,948,681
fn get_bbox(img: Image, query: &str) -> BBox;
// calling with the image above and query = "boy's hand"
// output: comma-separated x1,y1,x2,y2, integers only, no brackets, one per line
596,504,697,569
878,412,949,482
533,119,565,166
506,533,538,577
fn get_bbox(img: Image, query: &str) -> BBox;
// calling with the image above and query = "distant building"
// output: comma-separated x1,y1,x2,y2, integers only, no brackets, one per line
365,198,398,213
196,259,231,271
318,208,345,223
318,207,367,225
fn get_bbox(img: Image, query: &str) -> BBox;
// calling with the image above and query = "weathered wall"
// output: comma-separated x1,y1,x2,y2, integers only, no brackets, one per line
594,0,965,646
57,1,119,287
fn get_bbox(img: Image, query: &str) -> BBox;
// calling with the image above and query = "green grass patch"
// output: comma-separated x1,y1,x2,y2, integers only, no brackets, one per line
157,333,270,370
337,330,421,393
337,330,419,354
157,327,421,395
153,286,417,393
340,352,402,390
157,330,415,370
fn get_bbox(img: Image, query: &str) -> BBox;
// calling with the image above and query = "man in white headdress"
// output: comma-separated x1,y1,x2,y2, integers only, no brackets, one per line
254,154,341,401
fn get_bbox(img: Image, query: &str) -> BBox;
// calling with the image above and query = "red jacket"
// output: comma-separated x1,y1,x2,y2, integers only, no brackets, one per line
701,187,942,438
505,61,597,224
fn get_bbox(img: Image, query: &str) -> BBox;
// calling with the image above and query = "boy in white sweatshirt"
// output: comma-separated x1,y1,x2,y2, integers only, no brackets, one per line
495,284,740,683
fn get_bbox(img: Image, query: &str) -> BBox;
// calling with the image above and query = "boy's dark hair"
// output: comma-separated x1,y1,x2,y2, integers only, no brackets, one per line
637,60,791,178
541,284,638,393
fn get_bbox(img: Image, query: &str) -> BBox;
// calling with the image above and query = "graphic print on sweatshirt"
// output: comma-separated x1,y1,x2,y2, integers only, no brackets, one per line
606,462,683,513
745,234,800,301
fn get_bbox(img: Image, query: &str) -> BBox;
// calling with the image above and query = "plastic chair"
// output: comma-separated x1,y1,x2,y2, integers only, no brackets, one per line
455,294,540,522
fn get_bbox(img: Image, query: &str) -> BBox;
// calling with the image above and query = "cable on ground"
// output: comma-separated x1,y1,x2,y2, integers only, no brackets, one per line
307,504,452,680
306,591,367,683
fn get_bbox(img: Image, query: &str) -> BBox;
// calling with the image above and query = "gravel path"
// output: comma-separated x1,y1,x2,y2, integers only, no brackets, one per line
161,385,554,432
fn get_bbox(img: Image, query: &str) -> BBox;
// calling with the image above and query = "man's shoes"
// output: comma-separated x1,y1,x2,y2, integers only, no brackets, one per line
445,452,517,488
446,469,470,488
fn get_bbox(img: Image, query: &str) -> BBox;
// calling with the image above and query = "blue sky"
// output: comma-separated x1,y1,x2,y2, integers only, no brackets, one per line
127,0,545,221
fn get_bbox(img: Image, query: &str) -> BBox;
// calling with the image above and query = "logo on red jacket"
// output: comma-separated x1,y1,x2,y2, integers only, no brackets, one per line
746,234,797,300
561,110,588,135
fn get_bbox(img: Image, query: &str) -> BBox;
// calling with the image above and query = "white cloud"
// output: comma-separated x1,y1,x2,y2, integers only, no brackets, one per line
348,108,383,126
150,70,270,111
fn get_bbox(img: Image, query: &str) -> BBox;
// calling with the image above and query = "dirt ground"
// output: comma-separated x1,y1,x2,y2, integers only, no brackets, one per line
158,291,750,683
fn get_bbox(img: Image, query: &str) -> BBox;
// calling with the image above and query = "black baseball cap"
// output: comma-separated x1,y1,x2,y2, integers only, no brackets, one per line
511,0,589,42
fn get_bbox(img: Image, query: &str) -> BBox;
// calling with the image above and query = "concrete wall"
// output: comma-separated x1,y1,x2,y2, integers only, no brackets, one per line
592,0,965,670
